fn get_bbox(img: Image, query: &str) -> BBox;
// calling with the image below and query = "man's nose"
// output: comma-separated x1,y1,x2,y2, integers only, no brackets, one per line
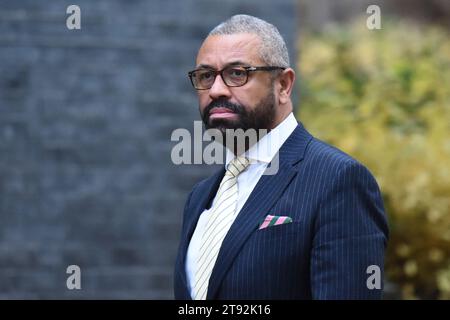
208,74,232,100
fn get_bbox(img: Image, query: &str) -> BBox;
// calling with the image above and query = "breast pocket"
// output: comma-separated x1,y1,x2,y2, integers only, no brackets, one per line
252,221,301,242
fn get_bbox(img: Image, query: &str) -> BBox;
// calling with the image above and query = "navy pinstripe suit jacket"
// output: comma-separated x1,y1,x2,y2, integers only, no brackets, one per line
174,122,389,300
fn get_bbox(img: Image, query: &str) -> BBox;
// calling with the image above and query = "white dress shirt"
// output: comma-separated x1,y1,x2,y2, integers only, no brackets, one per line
185,112,298,298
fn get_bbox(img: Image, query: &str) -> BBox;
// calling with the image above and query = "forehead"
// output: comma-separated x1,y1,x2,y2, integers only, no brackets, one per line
196,33,263,68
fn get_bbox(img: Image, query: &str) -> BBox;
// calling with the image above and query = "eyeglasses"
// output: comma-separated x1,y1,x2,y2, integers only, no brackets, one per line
188,65,286,90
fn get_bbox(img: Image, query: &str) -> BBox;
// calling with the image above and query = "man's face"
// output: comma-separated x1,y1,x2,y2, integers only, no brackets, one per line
195,34,277,134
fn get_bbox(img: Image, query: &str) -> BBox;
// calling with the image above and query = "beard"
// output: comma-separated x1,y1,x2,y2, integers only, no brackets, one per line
200,88,276,151
201,90,276,131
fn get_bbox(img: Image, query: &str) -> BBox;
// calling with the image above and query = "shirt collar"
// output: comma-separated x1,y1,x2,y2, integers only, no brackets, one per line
225,112,298,168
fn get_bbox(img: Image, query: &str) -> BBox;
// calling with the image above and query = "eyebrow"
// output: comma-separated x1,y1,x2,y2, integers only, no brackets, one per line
195,60,251,69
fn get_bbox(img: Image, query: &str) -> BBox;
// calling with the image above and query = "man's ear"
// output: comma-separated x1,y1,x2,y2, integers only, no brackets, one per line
277,68,295,105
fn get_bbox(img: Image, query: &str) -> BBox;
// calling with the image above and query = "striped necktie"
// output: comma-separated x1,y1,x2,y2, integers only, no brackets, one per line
193,156,250,300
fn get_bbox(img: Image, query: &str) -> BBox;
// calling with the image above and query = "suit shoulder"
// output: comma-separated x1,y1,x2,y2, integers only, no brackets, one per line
304,136,374,178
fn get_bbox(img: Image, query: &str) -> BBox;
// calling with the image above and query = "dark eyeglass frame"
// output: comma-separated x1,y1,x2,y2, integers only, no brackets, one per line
188,65,286,90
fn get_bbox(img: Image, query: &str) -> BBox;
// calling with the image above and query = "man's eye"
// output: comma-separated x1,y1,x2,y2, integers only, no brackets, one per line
199,71,213,80
229,69,245,77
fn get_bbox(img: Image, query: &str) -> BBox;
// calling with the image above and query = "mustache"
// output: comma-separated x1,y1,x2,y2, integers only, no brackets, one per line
203,99,245,116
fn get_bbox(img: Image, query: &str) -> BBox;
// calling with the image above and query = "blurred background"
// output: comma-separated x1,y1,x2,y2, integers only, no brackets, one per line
0,0,448,299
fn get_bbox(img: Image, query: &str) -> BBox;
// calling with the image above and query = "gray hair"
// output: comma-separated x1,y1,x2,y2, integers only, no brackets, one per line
208,14,290,68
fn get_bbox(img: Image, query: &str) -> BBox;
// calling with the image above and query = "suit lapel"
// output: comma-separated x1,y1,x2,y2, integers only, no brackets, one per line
206,124,313,299
176,167,225,298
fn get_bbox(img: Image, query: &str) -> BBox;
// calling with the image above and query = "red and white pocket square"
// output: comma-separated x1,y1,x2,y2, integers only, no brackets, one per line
259,214,293,230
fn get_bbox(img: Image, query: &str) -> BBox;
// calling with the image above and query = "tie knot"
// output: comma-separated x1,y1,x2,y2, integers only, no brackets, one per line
226,156,250,177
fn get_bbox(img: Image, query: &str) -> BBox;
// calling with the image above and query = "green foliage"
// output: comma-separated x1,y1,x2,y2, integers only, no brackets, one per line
298,19,450,299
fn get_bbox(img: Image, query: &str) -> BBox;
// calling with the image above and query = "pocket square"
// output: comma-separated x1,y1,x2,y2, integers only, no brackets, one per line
259,214,293,230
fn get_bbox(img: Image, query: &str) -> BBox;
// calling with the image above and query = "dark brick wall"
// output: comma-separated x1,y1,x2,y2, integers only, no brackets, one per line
0,0,297,298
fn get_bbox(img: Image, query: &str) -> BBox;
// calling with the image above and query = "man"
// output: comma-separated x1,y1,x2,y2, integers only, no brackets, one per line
174,14,389,300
